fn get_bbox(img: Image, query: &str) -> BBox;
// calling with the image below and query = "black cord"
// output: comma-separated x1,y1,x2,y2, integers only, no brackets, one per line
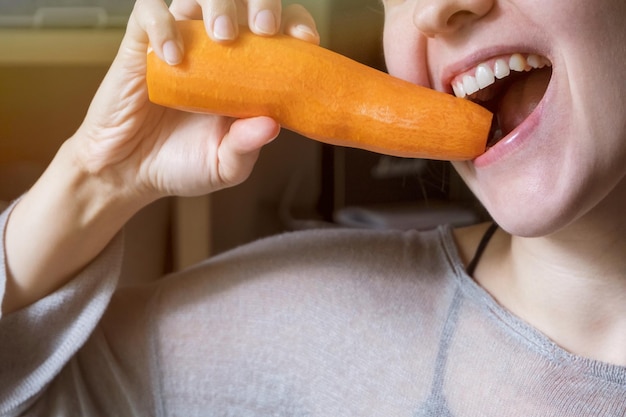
466,222,499,276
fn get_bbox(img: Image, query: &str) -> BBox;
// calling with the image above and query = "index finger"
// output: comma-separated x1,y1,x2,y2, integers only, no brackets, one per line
170,0,283,42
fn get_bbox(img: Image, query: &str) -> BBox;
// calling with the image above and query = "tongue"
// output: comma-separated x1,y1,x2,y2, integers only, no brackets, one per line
497,67,551,136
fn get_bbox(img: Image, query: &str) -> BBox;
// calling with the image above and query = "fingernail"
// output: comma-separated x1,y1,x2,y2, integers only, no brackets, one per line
214,15,236,41
295,24,318,39
163,40,182,65
254,10,277,35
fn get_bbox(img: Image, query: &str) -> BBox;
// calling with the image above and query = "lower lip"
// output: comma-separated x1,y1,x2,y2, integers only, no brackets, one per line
471,97,546,168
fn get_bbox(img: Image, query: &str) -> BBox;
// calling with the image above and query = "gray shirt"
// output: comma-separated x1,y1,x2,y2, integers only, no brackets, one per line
1,202,625,416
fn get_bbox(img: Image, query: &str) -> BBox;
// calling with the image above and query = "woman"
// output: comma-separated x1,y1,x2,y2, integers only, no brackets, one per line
1,0,625,415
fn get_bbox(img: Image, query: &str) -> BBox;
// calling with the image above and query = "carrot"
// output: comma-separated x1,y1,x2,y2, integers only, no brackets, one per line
146,20,492,160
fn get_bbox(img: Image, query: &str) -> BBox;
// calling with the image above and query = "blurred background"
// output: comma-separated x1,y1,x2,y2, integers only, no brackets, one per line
0,0,485,285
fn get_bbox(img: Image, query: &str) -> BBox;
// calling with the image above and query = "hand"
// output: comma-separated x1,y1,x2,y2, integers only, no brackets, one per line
73,0,319,203
1,0,319,314
170,0,320,42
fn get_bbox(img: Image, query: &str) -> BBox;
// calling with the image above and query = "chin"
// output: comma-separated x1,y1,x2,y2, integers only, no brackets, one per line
480,182,615,239
487,209,567,238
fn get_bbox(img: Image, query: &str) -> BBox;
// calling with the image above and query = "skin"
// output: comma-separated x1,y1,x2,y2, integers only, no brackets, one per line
2,0,319,314
383,0,626,365
3,0,626,367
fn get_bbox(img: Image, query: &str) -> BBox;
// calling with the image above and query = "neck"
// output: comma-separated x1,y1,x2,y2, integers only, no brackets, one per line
476,187,626,365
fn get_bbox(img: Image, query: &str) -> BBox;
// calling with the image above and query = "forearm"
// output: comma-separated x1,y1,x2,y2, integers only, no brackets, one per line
0,0,310,315
2,136,151,315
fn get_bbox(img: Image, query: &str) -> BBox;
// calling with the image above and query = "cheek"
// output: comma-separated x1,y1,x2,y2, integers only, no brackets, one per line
452,156,619,237
382,15,431,88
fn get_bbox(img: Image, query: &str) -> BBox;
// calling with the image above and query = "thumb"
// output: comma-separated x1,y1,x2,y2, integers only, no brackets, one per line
217,116,281,187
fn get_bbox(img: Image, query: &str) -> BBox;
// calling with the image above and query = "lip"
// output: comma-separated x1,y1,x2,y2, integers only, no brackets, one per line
471,73,552,167
440,47,553,168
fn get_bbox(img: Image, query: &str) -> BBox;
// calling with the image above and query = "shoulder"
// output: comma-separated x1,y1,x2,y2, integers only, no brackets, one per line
150,228,464,310
146,225,465,349
106,228,469,412
185,226,454,280
143,228,468,330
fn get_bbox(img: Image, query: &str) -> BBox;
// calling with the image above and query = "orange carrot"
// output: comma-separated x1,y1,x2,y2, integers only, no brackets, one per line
146,20,492,160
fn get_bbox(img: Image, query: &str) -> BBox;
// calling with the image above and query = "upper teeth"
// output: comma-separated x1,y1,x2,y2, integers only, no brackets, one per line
452,53,551,99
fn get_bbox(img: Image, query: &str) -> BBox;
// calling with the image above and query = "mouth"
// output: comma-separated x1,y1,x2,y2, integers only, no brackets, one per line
450,53,553,148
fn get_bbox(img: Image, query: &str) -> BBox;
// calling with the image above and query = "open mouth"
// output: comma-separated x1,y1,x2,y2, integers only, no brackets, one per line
451,53,553,148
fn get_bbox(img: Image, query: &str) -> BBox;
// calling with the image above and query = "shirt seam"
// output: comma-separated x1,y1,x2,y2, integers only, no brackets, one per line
436,224,626,386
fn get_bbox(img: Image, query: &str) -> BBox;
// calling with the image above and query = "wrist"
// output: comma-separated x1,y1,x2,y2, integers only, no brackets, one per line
2,136,153,313
40,138,147,233
66,131,160,209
